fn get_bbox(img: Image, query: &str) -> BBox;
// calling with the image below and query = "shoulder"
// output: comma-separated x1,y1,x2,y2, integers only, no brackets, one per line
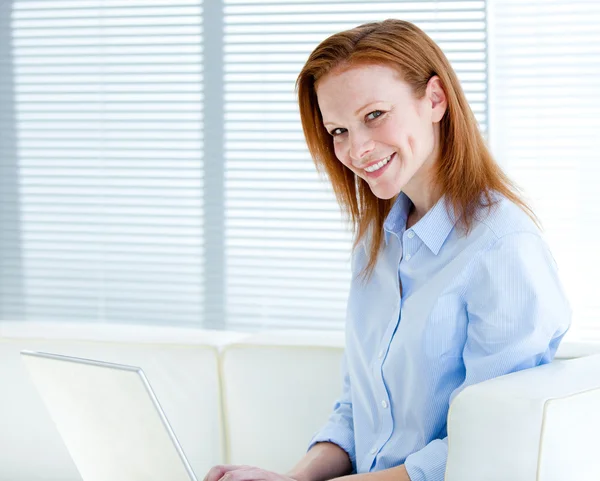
462,195,565,298
462,199,570,335
460,194,562,290
449,193,547,268
471,193,540,241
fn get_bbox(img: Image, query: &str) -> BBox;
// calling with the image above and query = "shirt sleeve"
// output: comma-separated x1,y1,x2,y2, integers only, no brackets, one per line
404,232,571,481
307,350,356,472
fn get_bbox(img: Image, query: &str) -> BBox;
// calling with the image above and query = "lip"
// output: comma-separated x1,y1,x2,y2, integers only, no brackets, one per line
363,152,395,179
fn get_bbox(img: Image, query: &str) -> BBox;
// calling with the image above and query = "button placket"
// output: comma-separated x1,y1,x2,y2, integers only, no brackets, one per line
402,229,420,262
370,283,399,463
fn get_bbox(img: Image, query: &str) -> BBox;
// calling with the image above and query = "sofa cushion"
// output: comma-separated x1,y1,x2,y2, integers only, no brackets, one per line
220,331,344,472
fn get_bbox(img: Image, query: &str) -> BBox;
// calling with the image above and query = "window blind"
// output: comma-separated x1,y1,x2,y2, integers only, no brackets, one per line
1,0,488,331
488,0,600,341
223,0,488,330
0,1,24,320
2,0,205,325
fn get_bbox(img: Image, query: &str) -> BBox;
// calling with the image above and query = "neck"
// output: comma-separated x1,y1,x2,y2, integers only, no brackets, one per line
403,171,441,228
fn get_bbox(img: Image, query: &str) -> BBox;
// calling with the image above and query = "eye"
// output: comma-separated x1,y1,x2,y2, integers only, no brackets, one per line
365,110,384,121
329,127,347,137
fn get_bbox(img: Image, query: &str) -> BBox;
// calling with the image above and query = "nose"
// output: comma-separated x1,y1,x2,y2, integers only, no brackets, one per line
348,130,375,163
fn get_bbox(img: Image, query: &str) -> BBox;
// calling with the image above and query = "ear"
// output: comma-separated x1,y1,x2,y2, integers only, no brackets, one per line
426,75,448,123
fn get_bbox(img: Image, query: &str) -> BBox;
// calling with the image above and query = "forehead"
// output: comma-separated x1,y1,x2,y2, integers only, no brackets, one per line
316,63,413,117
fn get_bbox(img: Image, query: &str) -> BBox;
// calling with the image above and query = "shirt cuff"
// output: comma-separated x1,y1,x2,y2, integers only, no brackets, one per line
404,437,448,481
307,422,357,472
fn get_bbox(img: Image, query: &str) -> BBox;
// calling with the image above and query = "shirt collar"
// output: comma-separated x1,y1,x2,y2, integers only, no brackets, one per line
383,192,412,244
383,192,458,255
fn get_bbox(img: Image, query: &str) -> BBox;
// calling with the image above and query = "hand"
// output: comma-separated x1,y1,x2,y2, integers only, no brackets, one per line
203,465,298,481
204,465,244,481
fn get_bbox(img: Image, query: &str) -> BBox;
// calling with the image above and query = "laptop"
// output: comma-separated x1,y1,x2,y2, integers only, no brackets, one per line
20,350,199,481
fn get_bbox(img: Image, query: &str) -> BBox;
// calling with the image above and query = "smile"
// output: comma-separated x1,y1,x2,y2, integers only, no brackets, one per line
364,153,393,173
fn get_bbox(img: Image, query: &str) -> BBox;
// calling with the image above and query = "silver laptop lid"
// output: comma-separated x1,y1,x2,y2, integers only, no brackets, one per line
21,350,198,481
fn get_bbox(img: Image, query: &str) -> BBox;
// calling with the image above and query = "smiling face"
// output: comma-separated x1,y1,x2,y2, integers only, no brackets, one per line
316,62,447,201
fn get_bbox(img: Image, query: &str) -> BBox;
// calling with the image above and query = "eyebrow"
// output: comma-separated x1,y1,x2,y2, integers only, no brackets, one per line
323,100,385,127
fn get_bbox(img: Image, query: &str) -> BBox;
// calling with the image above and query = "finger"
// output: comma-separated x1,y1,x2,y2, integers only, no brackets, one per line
204,465,246,481
206,466,244,481
220,467,272,481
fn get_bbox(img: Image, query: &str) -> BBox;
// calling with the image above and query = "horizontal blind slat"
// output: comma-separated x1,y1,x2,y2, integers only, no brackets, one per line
1,0,205,325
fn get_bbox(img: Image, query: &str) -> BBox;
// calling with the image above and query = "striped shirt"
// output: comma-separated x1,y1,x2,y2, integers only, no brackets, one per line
308,192,571,481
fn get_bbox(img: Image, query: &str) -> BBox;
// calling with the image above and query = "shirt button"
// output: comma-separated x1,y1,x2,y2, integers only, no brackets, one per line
370,448,377,455
405,253,412,261
381,400,388,409
378,350,384,359
407,230,415,239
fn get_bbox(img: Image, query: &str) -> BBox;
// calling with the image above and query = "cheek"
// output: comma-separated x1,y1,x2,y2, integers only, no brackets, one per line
400,117,434,161
412,109,436,153
333,141,350,166
418,123,436,157
379,116,407,146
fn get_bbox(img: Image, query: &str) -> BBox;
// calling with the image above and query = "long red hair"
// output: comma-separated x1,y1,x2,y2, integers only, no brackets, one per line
296,19,536,280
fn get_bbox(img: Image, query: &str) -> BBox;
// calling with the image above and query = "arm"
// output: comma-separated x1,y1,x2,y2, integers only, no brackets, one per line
208,447,407,481
286,442,352,481
403,232,571,481
206,443,352,481
313,464,410,481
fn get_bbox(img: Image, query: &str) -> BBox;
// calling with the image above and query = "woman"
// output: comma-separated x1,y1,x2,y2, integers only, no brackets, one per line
205,19,571,481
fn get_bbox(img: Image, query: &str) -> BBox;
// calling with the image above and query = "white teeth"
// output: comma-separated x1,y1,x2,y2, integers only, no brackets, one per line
365,154,392,173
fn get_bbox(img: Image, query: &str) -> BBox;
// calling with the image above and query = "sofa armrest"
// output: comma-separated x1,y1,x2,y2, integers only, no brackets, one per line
445,353,600,481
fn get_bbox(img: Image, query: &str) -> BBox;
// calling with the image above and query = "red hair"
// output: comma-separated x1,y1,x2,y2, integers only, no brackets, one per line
296,19,536,280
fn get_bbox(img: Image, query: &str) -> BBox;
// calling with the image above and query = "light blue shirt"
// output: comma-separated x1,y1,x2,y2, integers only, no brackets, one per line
308,192,571,481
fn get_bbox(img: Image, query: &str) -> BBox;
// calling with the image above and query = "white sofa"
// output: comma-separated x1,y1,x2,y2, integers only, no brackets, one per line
1,321,600,481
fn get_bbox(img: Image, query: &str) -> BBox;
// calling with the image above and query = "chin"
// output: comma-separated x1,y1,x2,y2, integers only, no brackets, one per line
370,184,400,200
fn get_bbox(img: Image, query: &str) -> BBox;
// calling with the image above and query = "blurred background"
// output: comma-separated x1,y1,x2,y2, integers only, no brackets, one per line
0,0,598,339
